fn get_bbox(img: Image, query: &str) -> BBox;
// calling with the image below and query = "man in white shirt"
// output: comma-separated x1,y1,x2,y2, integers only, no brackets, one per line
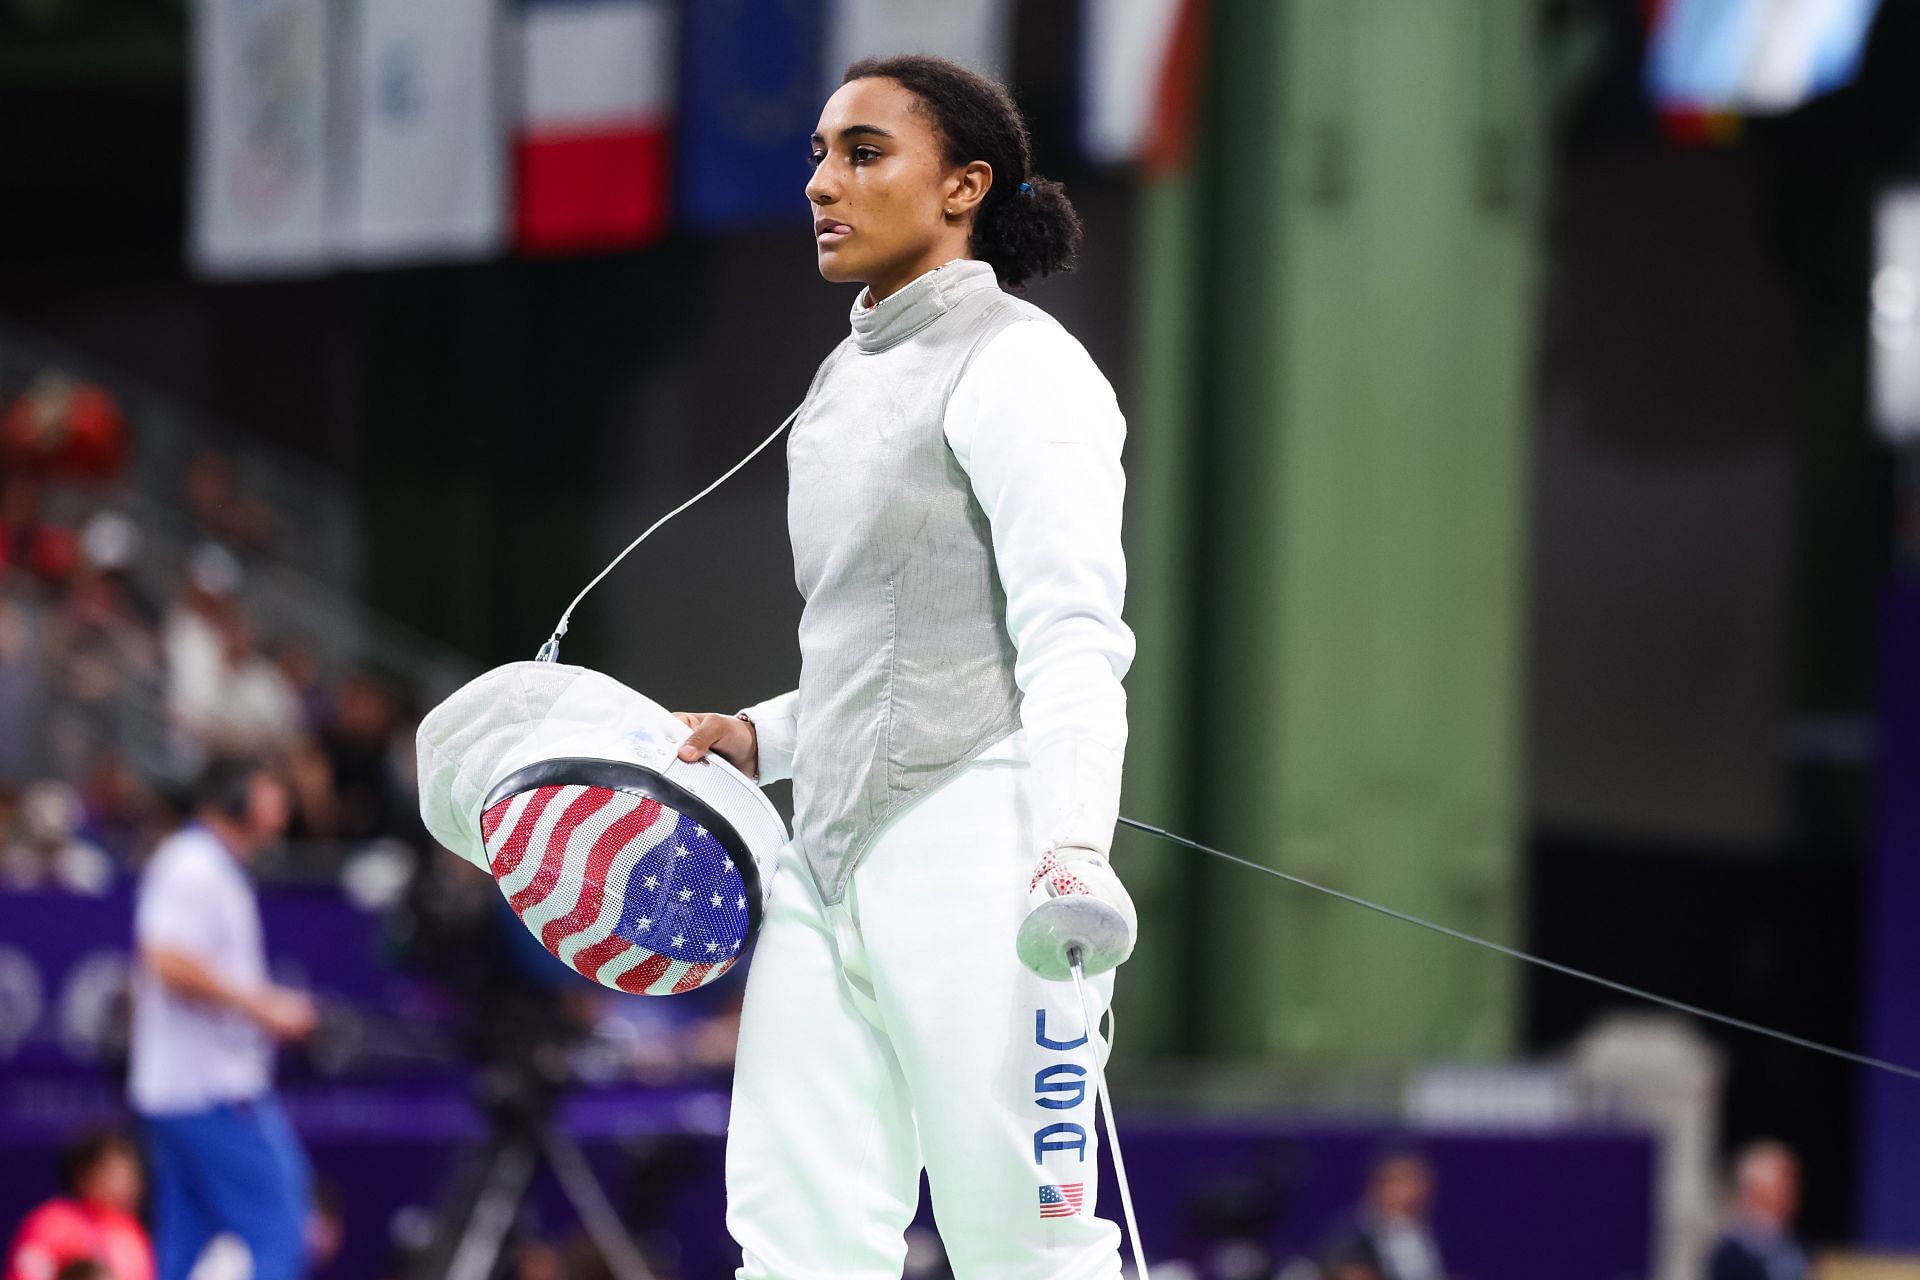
131,758,317,1280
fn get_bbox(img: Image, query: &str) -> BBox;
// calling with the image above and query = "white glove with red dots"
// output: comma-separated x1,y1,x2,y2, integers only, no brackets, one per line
1015,845,1138,981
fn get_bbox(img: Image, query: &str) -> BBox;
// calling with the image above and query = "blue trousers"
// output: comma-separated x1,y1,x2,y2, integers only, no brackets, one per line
143,1094,312,1280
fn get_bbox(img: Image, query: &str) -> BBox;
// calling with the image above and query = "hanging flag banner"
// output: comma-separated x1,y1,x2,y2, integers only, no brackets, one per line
821,0,1013,96
678,0,824,231
1871,185,1920,445
1080,0,1207,173
1647,0,1882,115
515,0,677,255
337,0,507,264
189,0,334,278
1081,0,1185,165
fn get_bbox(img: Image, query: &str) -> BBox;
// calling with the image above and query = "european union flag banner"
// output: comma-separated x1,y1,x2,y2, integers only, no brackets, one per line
676,0,823,231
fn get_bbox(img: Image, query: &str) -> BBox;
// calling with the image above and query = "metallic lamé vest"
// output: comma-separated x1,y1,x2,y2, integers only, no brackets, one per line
786,259,1037,903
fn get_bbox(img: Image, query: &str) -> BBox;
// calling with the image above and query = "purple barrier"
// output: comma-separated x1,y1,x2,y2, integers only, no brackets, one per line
0,884,424,1077
1860,571,1920,1246
0,1075,1654,1280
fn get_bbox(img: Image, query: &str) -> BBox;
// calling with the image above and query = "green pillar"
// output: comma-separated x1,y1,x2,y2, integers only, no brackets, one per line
1121,0,1545,1078
1115,170,1208,1059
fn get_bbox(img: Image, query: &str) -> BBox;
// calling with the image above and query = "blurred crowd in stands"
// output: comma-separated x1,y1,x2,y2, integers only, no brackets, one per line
0,366,426,893
0,363,755,1279
0,357,747,1021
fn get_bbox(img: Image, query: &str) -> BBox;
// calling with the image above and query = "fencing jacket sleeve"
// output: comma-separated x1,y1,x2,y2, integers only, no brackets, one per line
944,318,1136,859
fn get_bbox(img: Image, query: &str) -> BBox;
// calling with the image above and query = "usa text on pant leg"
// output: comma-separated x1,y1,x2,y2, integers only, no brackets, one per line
853,751,1123,1280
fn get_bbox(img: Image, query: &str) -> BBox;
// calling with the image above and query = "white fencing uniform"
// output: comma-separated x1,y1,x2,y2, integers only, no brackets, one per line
727,257,1134,1278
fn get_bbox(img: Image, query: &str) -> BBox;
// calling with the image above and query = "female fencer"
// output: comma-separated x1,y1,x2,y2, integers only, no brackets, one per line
672,53,1139,1280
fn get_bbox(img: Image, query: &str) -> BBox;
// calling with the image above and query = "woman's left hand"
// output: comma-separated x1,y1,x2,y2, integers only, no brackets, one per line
1015,846,1138,981
672,711,760,780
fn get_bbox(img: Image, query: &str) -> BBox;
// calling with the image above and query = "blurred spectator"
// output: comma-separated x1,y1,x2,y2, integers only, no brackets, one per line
0,477,78,589
55,1263,111,1280
48,513,164,779
0,596,45,783
267,638,327,736
182,452,275,556
511,1240,562,1280
132,758,316,1280
303,1181,342,1277
73,754,161,870
65,513,160,631
1315,1148,1447,1280
51,514,159,721
163,548,301,764
0,780,116,894
280,738,339,849
0,371,130,482
1705,1140,1807,1280
319,672,406,843
159,546,238,762
1,1128,155,1280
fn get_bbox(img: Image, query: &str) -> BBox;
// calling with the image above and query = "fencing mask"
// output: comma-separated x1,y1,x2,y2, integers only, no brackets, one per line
416,661,786,995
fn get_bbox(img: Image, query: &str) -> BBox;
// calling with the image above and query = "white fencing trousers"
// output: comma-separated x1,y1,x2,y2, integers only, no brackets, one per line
726,744,1122,1279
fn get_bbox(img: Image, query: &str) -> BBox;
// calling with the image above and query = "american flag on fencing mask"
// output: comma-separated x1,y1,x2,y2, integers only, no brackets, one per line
482,783,749,994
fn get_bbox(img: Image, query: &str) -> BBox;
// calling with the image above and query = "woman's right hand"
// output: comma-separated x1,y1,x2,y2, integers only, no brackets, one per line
673,712,759,780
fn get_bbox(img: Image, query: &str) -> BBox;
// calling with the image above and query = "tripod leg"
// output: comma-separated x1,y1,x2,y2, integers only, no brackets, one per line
540,1126,659,1280
437,1139,539,1280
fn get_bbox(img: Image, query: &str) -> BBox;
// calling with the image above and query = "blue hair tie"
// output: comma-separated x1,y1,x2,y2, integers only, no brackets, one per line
1018,181,1032,195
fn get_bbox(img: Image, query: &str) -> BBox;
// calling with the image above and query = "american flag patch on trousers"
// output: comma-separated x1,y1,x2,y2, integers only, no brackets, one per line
1038,1182,1085,1218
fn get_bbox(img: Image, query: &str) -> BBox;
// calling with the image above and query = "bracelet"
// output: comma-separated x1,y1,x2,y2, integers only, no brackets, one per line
734,711,760,780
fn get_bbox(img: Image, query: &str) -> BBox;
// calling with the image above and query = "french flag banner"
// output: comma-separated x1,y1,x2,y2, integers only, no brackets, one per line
515,0,676,255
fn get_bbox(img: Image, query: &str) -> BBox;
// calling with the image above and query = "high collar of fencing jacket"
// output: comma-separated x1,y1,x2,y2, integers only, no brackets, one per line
848,257,1001,353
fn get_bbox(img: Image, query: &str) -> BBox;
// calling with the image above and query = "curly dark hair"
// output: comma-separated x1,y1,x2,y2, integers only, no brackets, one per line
841,54,1082,292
